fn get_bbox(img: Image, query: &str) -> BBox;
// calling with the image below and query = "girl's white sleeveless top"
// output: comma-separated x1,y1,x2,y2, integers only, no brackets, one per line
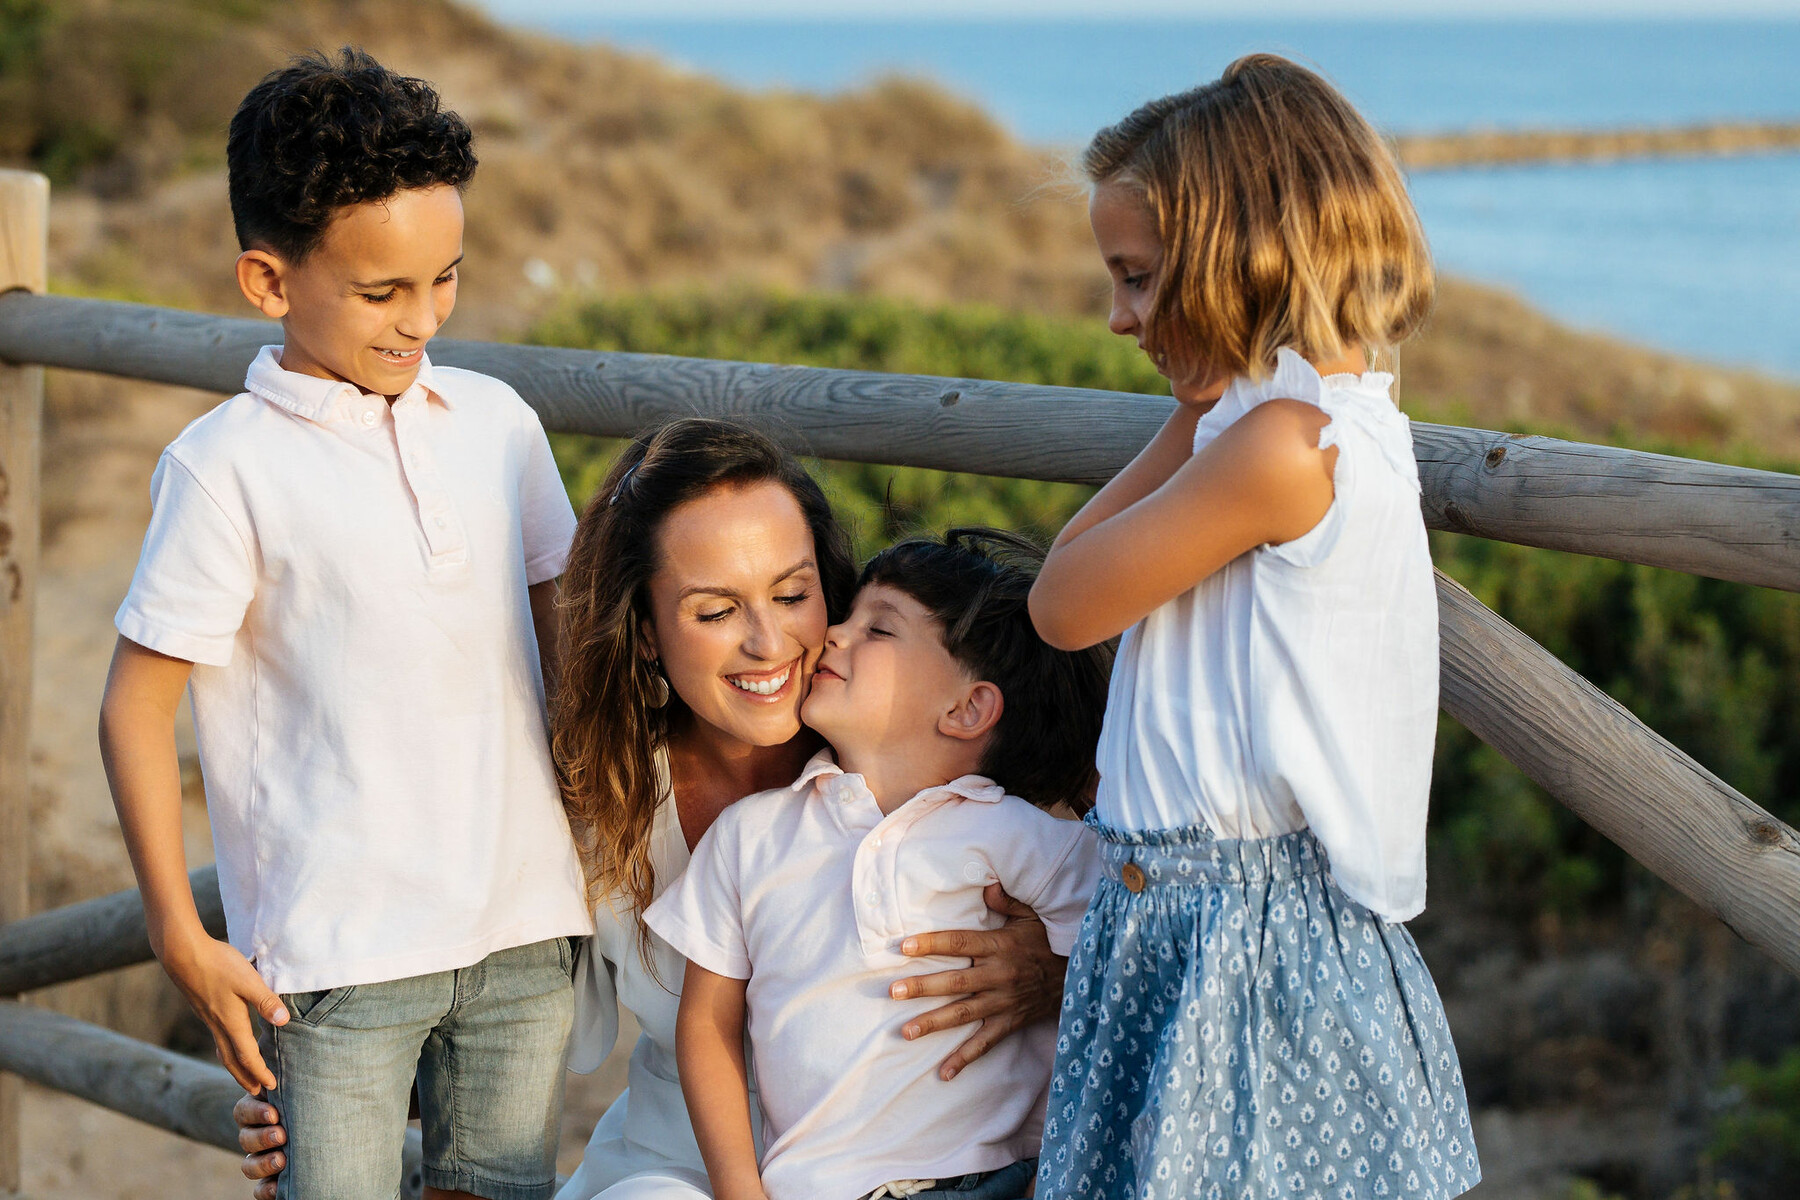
1094,348,1439,922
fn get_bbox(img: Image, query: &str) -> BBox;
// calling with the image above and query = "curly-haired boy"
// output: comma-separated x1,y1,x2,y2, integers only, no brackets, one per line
99,48,591,1200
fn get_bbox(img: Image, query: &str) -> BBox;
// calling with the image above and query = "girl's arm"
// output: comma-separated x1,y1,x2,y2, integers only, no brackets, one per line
1031,399,1337,651
677,961,766,1200
1052,404,1202,549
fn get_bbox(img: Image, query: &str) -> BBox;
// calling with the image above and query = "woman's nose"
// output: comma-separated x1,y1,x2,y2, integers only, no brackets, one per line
742,605,784,658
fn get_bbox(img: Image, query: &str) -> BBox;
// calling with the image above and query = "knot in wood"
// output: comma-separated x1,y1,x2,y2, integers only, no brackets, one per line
1750,821,1786,846
1442,501,1472,532
939,390,961,407
1484,445,1508,469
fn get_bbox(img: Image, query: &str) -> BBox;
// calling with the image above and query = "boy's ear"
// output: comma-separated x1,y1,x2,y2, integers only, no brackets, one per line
235,249,292,319
940,680,1003,743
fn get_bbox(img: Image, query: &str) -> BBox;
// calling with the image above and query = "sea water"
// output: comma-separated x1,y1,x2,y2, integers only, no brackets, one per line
497,14,1800,378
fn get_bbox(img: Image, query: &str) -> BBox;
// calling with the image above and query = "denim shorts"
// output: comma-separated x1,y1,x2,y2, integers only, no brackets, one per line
268,936,576,1200
862,1159,1037,1200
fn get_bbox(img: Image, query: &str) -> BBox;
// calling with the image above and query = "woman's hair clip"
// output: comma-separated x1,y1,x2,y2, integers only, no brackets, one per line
608,459,643,507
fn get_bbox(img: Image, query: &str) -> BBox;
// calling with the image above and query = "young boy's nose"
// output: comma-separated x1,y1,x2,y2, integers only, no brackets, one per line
393,289,441,342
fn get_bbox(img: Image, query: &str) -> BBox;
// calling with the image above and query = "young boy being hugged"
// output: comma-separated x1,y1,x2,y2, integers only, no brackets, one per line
646,530,1110,1200
99,49,592,1200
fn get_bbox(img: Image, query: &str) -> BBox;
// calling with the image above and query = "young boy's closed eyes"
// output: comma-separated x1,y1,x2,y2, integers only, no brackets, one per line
644,529,1111,1200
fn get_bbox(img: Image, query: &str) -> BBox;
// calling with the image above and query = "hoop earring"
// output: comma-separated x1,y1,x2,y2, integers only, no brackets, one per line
645,660,670,709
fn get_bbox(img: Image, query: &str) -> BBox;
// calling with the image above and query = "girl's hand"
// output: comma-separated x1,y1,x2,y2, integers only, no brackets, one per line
890,884,1066,1080
233,1093,285,1199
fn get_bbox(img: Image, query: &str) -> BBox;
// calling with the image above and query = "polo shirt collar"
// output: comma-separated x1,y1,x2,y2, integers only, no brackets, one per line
796,749,1007,807
244,344,449,423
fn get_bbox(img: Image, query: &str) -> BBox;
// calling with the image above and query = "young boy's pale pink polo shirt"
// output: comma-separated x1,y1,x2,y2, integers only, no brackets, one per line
115,346,593,994
644,751,1099,1200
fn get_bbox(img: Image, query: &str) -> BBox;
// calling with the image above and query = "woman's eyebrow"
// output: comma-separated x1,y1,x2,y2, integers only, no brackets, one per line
771,559,817,584
676,559,817,602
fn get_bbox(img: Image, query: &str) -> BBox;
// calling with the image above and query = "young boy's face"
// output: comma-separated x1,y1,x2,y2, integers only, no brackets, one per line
802,583,977,762
239,184,464,399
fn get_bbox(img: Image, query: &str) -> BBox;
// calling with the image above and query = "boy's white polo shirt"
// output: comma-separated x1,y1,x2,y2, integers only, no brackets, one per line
116,346,593,994
644,751,1099,1200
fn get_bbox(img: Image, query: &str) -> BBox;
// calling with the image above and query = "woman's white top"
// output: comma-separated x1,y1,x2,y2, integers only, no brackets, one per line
556,767,766,1200
1093,348,1440,921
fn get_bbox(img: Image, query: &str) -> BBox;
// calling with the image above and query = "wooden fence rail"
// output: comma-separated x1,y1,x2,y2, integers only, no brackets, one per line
2,176,1800,1190
3,292,1799,593
0,867,226,996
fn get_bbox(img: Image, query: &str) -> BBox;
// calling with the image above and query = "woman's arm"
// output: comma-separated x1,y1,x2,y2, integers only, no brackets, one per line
889,885,1065,1081
678,961,767,1200
234,1095,284,1199
1030,399,1336,651
1051,404,1201,549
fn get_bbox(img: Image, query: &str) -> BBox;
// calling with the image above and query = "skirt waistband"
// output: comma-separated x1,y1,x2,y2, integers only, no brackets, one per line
1086,812,1328,889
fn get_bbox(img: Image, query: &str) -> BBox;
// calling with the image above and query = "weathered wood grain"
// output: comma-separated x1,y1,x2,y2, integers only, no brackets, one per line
2,293,1796,590
0,866,227,995
0,1002,431,1192
0,1000,242,1150
0,168,47,1197
1415,427,1800,591
1436,568,1800,976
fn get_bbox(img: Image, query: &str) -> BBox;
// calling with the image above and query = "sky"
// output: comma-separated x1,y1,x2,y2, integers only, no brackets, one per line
476,0,1800,20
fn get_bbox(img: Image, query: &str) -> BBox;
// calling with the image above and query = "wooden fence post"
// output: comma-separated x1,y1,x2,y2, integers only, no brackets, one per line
0,169,48,1197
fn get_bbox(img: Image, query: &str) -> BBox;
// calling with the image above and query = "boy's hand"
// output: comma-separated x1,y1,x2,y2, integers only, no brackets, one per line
161,928,288,1093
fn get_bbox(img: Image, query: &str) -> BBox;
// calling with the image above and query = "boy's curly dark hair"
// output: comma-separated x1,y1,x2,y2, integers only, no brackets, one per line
859,528,1114,813
227,47,476,262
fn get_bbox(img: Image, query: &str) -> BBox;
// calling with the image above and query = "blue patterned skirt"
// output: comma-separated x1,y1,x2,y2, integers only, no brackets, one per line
1035,819,1480,1200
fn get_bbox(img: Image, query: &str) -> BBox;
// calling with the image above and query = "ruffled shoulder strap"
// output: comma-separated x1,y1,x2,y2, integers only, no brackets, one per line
1192,348,1420,492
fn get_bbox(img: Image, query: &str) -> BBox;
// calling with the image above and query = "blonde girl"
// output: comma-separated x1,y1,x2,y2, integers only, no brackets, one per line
1028,55,1479,1200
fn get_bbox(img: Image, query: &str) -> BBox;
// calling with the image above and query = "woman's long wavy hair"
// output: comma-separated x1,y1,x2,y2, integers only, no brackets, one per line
1083,53,1434,383
552,418,856,959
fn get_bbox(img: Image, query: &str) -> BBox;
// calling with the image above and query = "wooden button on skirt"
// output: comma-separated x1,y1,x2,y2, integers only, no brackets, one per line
1121,862,1146,892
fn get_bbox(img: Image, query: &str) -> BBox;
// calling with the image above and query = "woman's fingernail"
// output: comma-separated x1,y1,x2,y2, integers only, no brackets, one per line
942,1066,958,1081
904,1024,919,1039
901,938,918,955
890,982,905,999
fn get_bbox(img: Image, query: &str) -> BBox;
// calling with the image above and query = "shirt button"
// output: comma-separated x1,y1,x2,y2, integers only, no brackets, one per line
434,516,447,529
1121,862,1147,893
361,410,377,426
872,836,883,848
864,891,879,905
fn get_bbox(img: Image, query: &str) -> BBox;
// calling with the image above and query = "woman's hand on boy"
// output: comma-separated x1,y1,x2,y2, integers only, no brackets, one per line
890,884,1065,1081
234,1094,285,1198
160,927,288,1093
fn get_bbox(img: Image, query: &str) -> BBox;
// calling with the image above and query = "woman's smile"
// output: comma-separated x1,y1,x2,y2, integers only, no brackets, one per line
725,658,801,699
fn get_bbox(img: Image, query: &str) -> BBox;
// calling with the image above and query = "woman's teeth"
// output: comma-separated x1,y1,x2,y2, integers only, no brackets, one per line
727,667,791,696
376,347,419,363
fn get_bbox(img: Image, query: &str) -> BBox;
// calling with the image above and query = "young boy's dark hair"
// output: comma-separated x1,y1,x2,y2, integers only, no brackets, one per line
227,47,476,262
859,527,1112,813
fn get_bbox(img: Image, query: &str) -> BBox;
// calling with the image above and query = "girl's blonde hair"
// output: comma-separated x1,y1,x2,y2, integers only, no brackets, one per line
1083,53,1433,381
